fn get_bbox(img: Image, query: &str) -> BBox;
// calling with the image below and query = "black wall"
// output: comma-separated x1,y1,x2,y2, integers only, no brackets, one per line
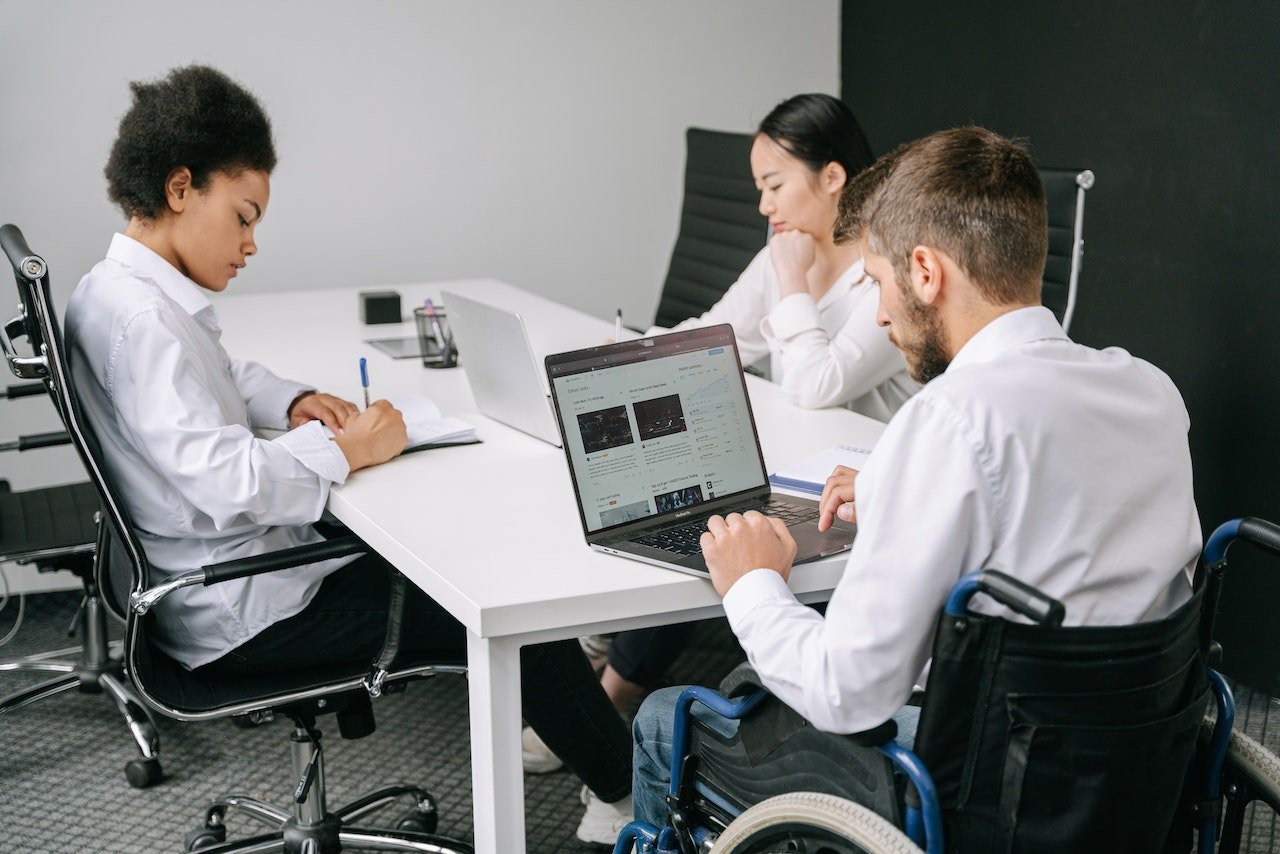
841,0,1280,692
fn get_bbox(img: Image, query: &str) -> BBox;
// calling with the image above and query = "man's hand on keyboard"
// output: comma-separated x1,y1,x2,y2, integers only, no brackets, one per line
702,510,798,597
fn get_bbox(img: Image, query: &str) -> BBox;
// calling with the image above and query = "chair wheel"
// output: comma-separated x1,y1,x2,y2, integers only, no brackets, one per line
124,757,162,788
184,823,228,851
396,801,439,835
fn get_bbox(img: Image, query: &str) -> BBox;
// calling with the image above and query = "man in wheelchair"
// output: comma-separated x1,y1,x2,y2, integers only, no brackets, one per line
629,127,1206,852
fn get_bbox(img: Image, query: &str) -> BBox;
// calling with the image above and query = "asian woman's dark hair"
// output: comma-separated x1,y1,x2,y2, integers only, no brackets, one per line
757,93,874,180
105,65,277,220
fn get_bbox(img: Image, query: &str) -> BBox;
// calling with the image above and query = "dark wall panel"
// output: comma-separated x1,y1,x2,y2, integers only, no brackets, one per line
841,0,1280,692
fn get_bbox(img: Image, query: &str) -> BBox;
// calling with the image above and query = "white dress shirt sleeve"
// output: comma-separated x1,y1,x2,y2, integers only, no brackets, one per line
228,358,313,430
761,285,905,410
111,307,349,531
723,395,995,733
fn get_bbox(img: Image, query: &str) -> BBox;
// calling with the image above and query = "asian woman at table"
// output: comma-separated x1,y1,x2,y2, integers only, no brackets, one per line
65,65,633,847
521,94,919,775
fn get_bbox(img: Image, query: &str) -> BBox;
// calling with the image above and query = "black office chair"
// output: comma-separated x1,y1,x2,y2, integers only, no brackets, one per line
0,223,474,853
1,271,160,786
1039,167,1095,335
652,128,768,329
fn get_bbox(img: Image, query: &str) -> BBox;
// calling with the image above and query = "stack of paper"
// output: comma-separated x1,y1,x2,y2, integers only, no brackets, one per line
769,444,874,496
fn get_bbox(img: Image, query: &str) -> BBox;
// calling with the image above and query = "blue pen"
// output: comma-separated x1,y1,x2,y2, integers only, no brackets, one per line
359,357,370,409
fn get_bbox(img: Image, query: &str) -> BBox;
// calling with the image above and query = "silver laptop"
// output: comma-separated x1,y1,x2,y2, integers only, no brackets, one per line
545,324,856,577
439,290,562,446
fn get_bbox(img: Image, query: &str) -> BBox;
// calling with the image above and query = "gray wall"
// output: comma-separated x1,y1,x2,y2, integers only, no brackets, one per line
0,0,839,591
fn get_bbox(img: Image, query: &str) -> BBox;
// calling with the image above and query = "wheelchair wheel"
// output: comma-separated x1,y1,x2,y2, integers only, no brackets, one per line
713,792,921,854
1217,722,1280,853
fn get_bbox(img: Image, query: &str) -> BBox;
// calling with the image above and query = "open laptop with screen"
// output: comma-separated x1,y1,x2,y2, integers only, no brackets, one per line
545,324,856,577
440,289,562,447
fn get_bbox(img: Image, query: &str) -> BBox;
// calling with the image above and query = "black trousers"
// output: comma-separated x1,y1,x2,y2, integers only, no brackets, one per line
198,554,632,802
608,623,697,689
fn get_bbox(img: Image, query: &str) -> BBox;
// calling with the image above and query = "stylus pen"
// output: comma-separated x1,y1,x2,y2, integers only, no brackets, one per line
359,357,370,409
615,308,623,341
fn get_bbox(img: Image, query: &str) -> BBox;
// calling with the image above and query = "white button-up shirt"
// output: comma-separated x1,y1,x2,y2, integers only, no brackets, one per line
654,247,919,420
66,234,356,669
723,306,1201,733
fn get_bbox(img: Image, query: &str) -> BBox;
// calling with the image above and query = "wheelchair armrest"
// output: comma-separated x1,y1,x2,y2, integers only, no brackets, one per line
0,429,72,452
129,535,367,614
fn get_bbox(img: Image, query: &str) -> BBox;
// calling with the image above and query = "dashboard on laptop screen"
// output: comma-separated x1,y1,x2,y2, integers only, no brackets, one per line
549,328,766,534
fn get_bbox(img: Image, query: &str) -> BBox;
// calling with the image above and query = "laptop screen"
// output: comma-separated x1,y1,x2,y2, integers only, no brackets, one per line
546,324,768,535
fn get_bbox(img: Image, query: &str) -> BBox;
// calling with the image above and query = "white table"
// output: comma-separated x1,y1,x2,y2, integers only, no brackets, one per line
215,279,886,853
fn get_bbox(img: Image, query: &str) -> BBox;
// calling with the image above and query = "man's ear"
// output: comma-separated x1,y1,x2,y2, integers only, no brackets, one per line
164,167,194,214
910,245,945,306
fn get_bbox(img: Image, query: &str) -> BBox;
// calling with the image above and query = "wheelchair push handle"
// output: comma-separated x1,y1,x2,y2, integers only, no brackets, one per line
946,570,1066,626
1204,516,1280,566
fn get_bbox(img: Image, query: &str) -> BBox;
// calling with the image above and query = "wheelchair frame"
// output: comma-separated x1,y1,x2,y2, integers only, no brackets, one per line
616,516,1280,854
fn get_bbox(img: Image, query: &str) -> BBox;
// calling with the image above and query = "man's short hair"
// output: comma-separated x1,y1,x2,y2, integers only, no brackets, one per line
833,142,909,246
862,127,1047,305
105,65,276,220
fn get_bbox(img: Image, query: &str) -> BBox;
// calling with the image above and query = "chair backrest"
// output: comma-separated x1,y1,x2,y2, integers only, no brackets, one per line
0,226,157,627
652,128,767,329
1039,167,1094,334
912,575,1209,852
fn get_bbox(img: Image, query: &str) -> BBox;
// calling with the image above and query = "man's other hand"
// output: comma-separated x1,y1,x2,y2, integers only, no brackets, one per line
817,465,859,532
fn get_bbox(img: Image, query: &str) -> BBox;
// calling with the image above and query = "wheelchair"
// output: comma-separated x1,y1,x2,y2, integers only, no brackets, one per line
616,517,1280,854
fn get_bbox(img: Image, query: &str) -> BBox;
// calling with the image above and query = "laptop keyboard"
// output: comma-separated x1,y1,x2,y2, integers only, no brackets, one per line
629,498,819,557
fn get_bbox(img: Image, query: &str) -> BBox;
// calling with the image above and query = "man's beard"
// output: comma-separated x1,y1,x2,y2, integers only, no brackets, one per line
890,280,950,384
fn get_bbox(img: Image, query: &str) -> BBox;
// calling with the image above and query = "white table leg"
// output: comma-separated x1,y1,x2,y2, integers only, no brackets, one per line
467,630,525,854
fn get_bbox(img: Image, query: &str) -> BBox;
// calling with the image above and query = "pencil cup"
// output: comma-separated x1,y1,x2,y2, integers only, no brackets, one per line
413,305,457,369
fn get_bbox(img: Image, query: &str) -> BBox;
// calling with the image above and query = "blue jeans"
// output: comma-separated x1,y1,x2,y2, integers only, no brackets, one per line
631,685,921,826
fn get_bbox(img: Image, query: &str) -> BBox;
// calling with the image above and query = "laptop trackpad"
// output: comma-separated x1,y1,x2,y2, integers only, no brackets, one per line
790,521,857,564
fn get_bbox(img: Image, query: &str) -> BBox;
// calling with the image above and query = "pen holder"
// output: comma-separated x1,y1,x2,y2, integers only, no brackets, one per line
413,305,457,369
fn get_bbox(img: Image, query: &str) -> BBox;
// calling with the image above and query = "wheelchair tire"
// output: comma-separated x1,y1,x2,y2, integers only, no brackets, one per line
1213,719,1280,853
713,791,921,854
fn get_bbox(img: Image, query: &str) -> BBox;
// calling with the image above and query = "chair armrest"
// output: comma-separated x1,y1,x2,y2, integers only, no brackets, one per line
0,430,72,452
129,535,366,614
5,382,46,399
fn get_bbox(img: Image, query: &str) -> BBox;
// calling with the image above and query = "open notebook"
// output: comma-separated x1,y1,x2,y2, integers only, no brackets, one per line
392,395,477,450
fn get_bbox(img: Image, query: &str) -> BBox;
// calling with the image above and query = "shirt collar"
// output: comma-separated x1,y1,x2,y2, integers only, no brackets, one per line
106,233,218,327
947,305,1068,372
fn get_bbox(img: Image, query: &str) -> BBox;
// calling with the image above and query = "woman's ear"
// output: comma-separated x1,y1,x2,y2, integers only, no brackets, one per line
164,167,194,214
823,161,848,196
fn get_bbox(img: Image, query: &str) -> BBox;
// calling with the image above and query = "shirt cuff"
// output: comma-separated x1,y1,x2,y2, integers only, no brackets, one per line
723,567,797,631
251,381,315,431
273,420,350,485
761,293,822,342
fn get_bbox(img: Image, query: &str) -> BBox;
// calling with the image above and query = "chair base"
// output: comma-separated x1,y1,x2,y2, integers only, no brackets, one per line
187,798,474,853
0,582,162,788
184,723,473,853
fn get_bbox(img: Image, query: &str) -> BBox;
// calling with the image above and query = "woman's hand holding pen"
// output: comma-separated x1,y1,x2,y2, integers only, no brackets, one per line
770,230,817,298
288,392,360,433
817,465,859,531
334,400,408,472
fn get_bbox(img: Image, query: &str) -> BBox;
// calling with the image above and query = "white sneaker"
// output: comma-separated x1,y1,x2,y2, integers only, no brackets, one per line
579,634,613,672
575,784,633,847
521,725,564,774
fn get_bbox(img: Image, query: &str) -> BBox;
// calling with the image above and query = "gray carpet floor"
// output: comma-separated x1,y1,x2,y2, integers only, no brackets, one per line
1,589,1277,853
